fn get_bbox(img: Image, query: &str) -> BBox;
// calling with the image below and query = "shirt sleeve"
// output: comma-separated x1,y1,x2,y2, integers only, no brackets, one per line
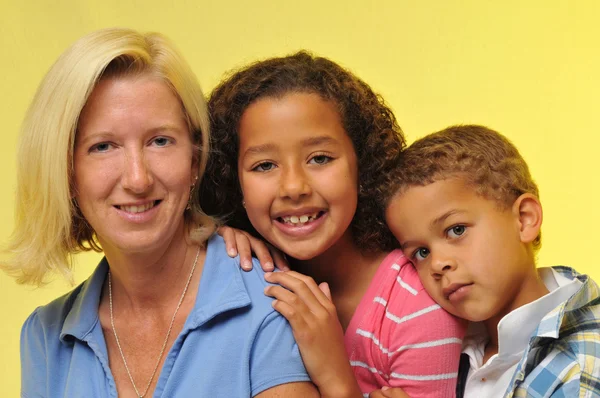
249,310,312,396
386,269,466,398
20,308,47,398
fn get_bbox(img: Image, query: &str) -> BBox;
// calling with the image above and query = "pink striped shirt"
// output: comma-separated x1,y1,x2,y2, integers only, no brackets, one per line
345,250,466,397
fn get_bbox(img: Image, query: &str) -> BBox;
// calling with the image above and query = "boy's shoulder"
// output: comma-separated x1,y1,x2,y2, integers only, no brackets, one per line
512,266,600,396
535,266,599,336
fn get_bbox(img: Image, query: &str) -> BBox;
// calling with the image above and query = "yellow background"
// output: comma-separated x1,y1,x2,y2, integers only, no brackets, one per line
1,1,598,395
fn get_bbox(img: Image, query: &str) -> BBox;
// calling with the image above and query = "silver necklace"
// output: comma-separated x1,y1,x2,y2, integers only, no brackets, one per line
108,246,201,398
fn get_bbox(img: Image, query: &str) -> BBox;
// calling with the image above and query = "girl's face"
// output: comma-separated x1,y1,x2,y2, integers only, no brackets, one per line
237,92,358,260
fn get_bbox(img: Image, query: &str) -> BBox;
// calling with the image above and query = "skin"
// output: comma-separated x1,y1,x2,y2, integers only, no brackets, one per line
236,92,378,397
74,76,317,398
385,177,547,361
238,92,359,263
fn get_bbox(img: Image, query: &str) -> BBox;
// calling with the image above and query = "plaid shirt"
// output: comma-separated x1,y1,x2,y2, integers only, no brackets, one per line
504,266,600,397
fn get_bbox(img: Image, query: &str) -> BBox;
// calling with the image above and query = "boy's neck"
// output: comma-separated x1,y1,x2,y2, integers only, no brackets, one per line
292,231,388,329
482,267,549,361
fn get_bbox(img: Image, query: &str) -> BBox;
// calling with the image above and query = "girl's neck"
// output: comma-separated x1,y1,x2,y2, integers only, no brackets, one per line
292,230,388,328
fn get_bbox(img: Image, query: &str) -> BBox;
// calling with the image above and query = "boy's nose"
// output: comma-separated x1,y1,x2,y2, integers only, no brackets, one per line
430,253,457,276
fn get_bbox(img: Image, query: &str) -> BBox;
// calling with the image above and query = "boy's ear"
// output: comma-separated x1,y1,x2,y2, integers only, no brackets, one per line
512,193,543,244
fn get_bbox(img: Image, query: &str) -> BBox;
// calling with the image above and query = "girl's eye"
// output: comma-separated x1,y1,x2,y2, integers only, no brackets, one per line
90,142,113,153
309,155,332,165
447,225,466,238
152,137,171,147
252,162,276,172
413,247,430,262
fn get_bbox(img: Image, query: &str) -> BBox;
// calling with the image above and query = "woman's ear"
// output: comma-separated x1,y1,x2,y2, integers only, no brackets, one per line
512,193,543,244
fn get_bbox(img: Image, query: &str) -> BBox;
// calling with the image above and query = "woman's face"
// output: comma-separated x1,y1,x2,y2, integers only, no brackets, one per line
73,75,196,255
237,92,359,260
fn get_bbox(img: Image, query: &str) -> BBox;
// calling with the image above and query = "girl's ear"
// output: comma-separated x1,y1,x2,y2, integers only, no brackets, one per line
512,193,543,244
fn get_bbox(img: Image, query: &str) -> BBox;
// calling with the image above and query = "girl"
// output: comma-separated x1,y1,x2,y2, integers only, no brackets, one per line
201,51,465,398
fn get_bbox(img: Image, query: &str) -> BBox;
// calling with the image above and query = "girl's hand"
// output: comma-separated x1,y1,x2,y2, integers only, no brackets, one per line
264,271,362,398
217,226,289,271
369,387,410,398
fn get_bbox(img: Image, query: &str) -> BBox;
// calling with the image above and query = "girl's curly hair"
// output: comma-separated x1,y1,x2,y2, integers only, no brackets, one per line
200,51,406,253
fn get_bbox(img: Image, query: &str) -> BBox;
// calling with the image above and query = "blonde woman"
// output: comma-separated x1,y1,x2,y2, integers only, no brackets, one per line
3,28,317,398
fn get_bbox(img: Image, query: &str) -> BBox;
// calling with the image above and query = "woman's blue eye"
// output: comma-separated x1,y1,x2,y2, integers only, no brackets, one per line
309,155,332,165
153,137,170,147
414,247,430,261
90,143,112,153
253,162,276,172
448,225,466,238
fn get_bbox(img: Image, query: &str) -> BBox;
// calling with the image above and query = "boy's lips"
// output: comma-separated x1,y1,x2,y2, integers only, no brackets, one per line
443,282,474,300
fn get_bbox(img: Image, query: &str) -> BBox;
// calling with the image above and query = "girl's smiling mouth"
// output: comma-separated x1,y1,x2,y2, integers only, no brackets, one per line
277,211,325,226
273,210,328,237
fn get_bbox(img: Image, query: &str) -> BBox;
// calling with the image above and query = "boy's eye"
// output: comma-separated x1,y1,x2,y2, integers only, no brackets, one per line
413,247,430,261
447,225,466,238
252,162,276,172
309,155,332,165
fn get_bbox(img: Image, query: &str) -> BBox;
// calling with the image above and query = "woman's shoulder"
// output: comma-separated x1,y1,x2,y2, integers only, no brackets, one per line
203,234,276,309
22,260,106,342
21,282,86,344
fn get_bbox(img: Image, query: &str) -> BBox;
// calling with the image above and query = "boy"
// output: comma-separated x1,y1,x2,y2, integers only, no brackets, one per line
381,125,600,397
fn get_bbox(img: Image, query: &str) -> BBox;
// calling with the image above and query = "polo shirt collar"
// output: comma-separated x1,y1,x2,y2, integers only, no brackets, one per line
187,234,252,327
60,258,108,342
60,234,253,342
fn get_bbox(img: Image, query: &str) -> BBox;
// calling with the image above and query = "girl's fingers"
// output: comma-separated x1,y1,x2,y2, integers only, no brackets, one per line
217,226,238,257
264,285,312,323
277,270,334,307
265,272,330,314
270,299,310,331
269,246,290,271
217,226,276,271
246,235,274,271
318,282,332,300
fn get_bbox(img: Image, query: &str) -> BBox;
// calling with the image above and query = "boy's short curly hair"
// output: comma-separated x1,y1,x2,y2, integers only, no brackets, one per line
200,51,406,253
382,124,541,250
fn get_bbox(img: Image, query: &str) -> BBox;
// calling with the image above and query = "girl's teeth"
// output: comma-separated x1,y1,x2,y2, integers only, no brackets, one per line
281,212,319,225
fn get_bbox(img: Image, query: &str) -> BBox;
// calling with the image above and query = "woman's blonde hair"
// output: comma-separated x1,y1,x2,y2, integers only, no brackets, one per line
1,27,214,286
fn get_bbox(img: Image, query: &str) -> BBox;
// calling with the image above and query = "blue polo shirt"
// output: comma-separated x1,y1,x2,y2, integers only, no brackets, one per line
20,235,311,397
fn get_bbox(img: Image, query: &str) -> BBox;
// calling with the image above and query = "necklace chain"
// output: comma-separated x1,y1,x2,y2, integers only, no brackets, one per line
108,246,201,398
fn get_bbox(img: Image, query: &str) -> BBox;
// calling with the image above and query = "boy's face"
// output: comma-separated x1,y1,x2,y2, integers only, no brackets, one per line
385,178,535,323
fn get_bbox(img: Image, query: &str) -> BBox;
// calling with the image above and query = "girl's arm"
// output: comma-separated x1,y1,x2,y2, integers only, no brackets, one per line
369,387,410,398
264,271,363,398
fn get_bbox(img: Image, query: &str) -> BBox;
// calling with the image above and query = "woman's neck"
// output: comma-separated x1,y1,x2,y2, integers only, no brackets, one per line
100,226,204,312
